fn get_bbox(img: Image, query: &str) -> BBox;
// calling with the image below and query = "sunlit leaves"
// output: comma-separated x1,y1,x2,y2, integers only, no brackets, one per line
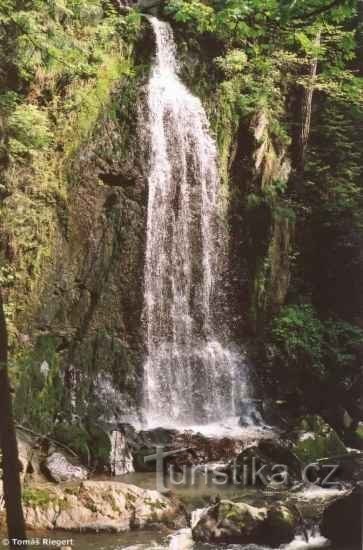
8,104,52,157
215,49,247,75
166,0,216,33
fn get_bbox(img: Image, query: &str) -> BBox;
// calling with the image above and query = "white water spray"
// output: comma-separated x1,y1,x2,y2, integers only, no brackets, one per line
142,17,252,427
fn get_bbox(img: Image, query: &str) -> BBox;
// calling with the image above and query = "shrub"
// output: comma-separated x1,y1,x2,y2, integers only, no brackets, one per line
8,104,52,157
270,304,363,380
216,49,247,76
166,0,215,33
271,304,324,373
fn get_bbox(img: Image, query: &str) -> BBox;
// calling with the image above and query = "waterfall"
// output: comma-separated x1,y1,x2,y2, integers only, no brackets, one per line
142,17,251,427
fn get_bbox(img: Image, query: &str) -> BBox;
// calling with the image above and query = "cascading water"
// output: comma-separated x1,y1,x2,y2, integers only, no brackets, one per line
142,17,253,428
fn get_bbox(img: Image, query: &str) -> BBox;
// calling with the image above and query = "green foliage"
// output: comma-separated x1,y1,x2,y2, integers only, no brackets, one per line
53,424,90,463
8,104,52,157
166,0,215,33
270,304,363,379
118,9,142,41
0,0,139,355
54,423,111,468
323,319,363,377
22,487,54,508
0,0,135,155
215,49,247,76
0,0,129,89
165,0,360,120
86,425,111,468
271,305,324,372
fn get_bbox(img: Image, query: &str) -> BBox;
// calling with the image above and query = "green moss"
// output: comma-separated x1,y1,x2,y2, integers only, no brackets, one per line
23,487,55,508
58,54,131,160
293,415,347,462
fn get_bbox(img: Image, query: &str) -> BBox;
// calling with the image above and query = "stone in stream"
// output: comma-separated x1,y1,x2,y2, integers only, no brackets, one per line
228,438,302,487
320,486,362,545
22,481,187,531
291,415,347,463
43,451,89,483
128,426,245,472
192,499,297,547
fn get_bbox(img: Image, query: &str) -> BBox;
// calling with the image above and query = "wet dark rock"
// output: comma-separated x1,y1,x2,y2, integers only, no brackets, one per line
315,452,363,487
170,432,243,470
122,426,244,472
228,438,301,488
320,486,362,544
290,415,347,463
192,499,297,547
124,427,178,472
261,399,294,429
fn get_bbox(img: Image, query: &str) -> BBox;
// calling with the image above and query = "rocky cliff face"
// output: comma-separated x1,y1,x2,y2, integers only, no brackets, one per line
34,78,148,422
4,19,293,432
2,28,154,433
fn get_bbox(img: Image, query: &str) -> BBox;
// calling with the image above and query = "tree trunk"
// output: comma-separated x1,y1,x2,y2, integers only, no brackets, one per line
294,30,321,173
0,289,26,547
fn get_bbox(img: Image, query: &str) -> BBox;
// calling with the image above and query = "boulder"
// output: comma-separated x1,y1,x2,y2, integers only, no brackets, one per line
23,481,187,531
228,438,301,488
43,452,89,483
123,426,178,472
316,452,363,486
320,486,362,545
129,426,244,472
192,499,297,547
261,399,293,429
169,432,243,471
291,415,347,463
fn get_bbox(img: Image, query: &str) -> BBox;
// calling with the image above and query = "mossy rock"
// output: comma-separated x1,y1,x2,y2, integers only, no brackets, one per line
353,423,363,450
192,500,296,547
22,487,56,508
292,415,347,463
